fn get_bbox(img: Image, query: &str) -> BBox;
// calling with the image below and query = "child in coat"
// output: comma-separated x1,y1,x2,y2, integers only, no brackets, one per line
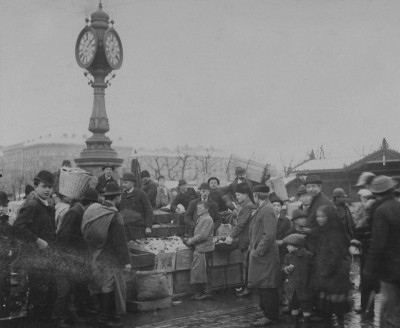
282,233,314,327
314,205,351,321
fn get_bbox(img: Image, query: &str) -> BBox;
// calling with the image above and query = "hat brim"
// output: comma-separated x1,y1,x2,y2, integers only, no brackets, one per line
102,166,114,171
370,181,397,194
102,191,122,196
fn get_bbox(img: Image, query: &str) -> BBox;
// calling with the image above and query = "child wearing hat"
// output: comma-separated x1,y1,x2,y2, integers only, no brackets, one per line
282,233,314,327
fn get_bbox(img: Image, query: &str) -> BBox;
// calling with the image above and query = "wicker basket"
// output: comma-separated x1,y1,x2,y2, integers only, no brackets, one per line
59,168,91,199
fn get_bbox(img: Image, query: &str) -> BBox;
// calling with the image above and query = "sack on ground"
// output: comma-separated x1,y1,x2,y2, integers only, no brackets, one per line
136,270,171,301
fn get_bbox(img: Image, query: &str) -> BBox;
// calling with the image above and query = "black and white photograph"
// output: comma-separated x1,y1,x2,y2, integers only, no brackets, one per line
1,0,400,327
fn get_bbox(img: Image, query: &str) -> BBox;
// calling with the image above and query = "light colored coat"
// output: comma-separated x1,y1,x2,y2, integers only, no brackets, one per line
248,200,280,289
189,213,215,253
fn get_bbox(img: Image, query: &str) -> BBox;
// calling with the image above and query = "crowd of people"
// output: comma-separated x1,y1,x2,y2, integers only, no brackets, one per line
0,162,399,328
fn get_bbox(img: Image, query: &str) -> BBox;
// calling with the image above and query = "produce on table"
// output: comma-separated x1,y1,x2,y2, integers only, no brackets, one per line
129,236,189,255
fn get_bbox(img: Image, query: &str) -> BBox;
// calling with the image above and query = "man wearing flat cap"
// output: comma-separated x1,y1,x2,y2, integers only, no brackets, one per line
140,170,158,208
248,185,280,327
302,175,331,254
364,176,400,326
54,188,99,325
13,170,57,321
82,182,131,327
95,164,117,194
184,183,221,236
119,172,154,240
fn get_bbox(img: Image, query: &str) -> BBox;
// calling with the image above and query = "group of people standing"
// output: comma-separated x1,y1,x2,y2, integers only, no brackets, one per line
0,162,399,328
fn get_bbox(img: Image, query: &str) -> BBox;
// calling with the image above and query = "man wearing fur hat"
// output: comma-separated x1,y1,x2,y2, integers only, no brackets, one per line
13,170,57,321
364,176,400,327
248,185,280,327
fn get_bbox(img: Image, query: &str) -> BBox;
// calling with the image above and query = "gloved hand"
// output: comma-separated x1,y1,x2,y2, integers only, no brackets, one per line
36,238,48,250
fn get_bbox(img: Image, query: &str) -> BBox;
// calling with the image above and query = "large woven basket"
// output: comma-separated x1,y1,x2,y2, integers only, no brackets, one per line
59,168,91,199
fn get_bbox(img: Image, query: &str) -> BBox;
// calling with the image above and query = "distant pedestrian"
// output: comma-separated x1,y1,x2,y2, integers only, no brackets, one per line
53,159,72,194
332,188,355,245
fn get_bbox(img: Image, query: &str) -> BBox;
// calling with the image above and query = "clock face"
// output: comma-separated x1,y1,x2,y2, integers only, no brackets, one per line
76,28,97,68
104,30,123,69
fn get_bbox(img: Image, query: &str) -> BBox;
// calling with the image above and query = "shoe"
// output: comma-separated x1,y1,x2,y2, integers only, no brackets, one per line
237,288,251,297
192,293,202,300
253,311,264,321
252,316,279,326
279,306,291,315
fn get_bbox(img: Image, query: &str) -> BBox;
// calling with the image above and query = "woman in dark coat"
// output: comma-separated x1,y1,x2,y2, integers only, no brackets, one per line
315,205,351,319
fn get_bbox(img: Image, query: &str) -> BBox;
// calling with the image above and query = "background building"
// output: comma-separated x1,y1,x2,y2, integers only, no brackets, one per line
0,133,132,198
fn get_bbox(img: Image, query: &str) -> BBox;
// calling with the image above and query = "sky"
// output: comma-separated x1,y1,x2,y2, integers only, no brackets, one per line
1,0,400,169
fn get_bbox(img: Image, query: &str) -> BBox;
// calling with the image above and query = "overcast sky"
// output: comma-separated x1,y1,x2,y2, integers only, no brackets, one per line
1,0,400,168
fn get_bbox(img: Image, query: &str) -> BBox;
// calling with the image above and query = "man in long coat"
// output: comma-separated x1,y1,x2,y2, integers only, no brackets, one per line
82,183,131,327
13,170,57,321
248,185,280,327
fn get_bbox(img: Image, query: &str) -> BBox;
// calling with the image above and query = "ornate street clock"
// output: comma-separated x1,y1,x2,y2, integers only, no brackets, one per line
75,27,98,69
74,2,124,174
104,28,123,69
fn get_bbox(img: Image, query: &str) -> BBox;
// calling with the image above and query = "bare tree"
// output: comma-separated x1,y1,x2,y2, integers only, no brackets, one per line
148,156,167,179
165,157,181,180
194,148,220,182
176,146,195,180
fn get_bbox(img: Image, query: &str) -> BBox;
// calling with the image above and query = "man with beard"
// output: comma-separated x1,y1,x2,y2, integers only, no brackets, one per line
54,188,99,326
82,182,131,327
119,172,153,241
13,170,57,322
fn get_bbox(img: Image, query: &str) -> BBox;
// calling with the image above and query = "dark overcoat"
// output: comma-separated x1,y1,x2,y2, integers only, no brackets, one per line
315,206,351,294
283,247,314,301
248,200,280,289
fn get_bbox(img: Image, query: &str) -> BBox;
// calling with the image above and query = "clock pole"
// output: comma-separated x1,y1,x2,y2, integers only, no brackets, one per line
74,2,124,177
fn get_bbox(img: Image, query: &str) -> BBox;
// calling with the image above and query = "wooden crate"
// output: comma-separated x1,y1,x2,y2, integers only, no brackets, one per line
228,249,242,265
126,297,172,312
211,264,242,288
153,210,174,224
129,249,156,269
175,249,193,271
172,270,197,294
155,252,176,273
212,250,229,266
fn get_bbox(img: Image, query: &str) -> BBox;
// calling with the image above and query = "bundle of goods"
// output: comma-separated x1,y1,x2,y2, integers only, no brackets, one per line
6,200,24,226
59,167,91,199
129,236,189,255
